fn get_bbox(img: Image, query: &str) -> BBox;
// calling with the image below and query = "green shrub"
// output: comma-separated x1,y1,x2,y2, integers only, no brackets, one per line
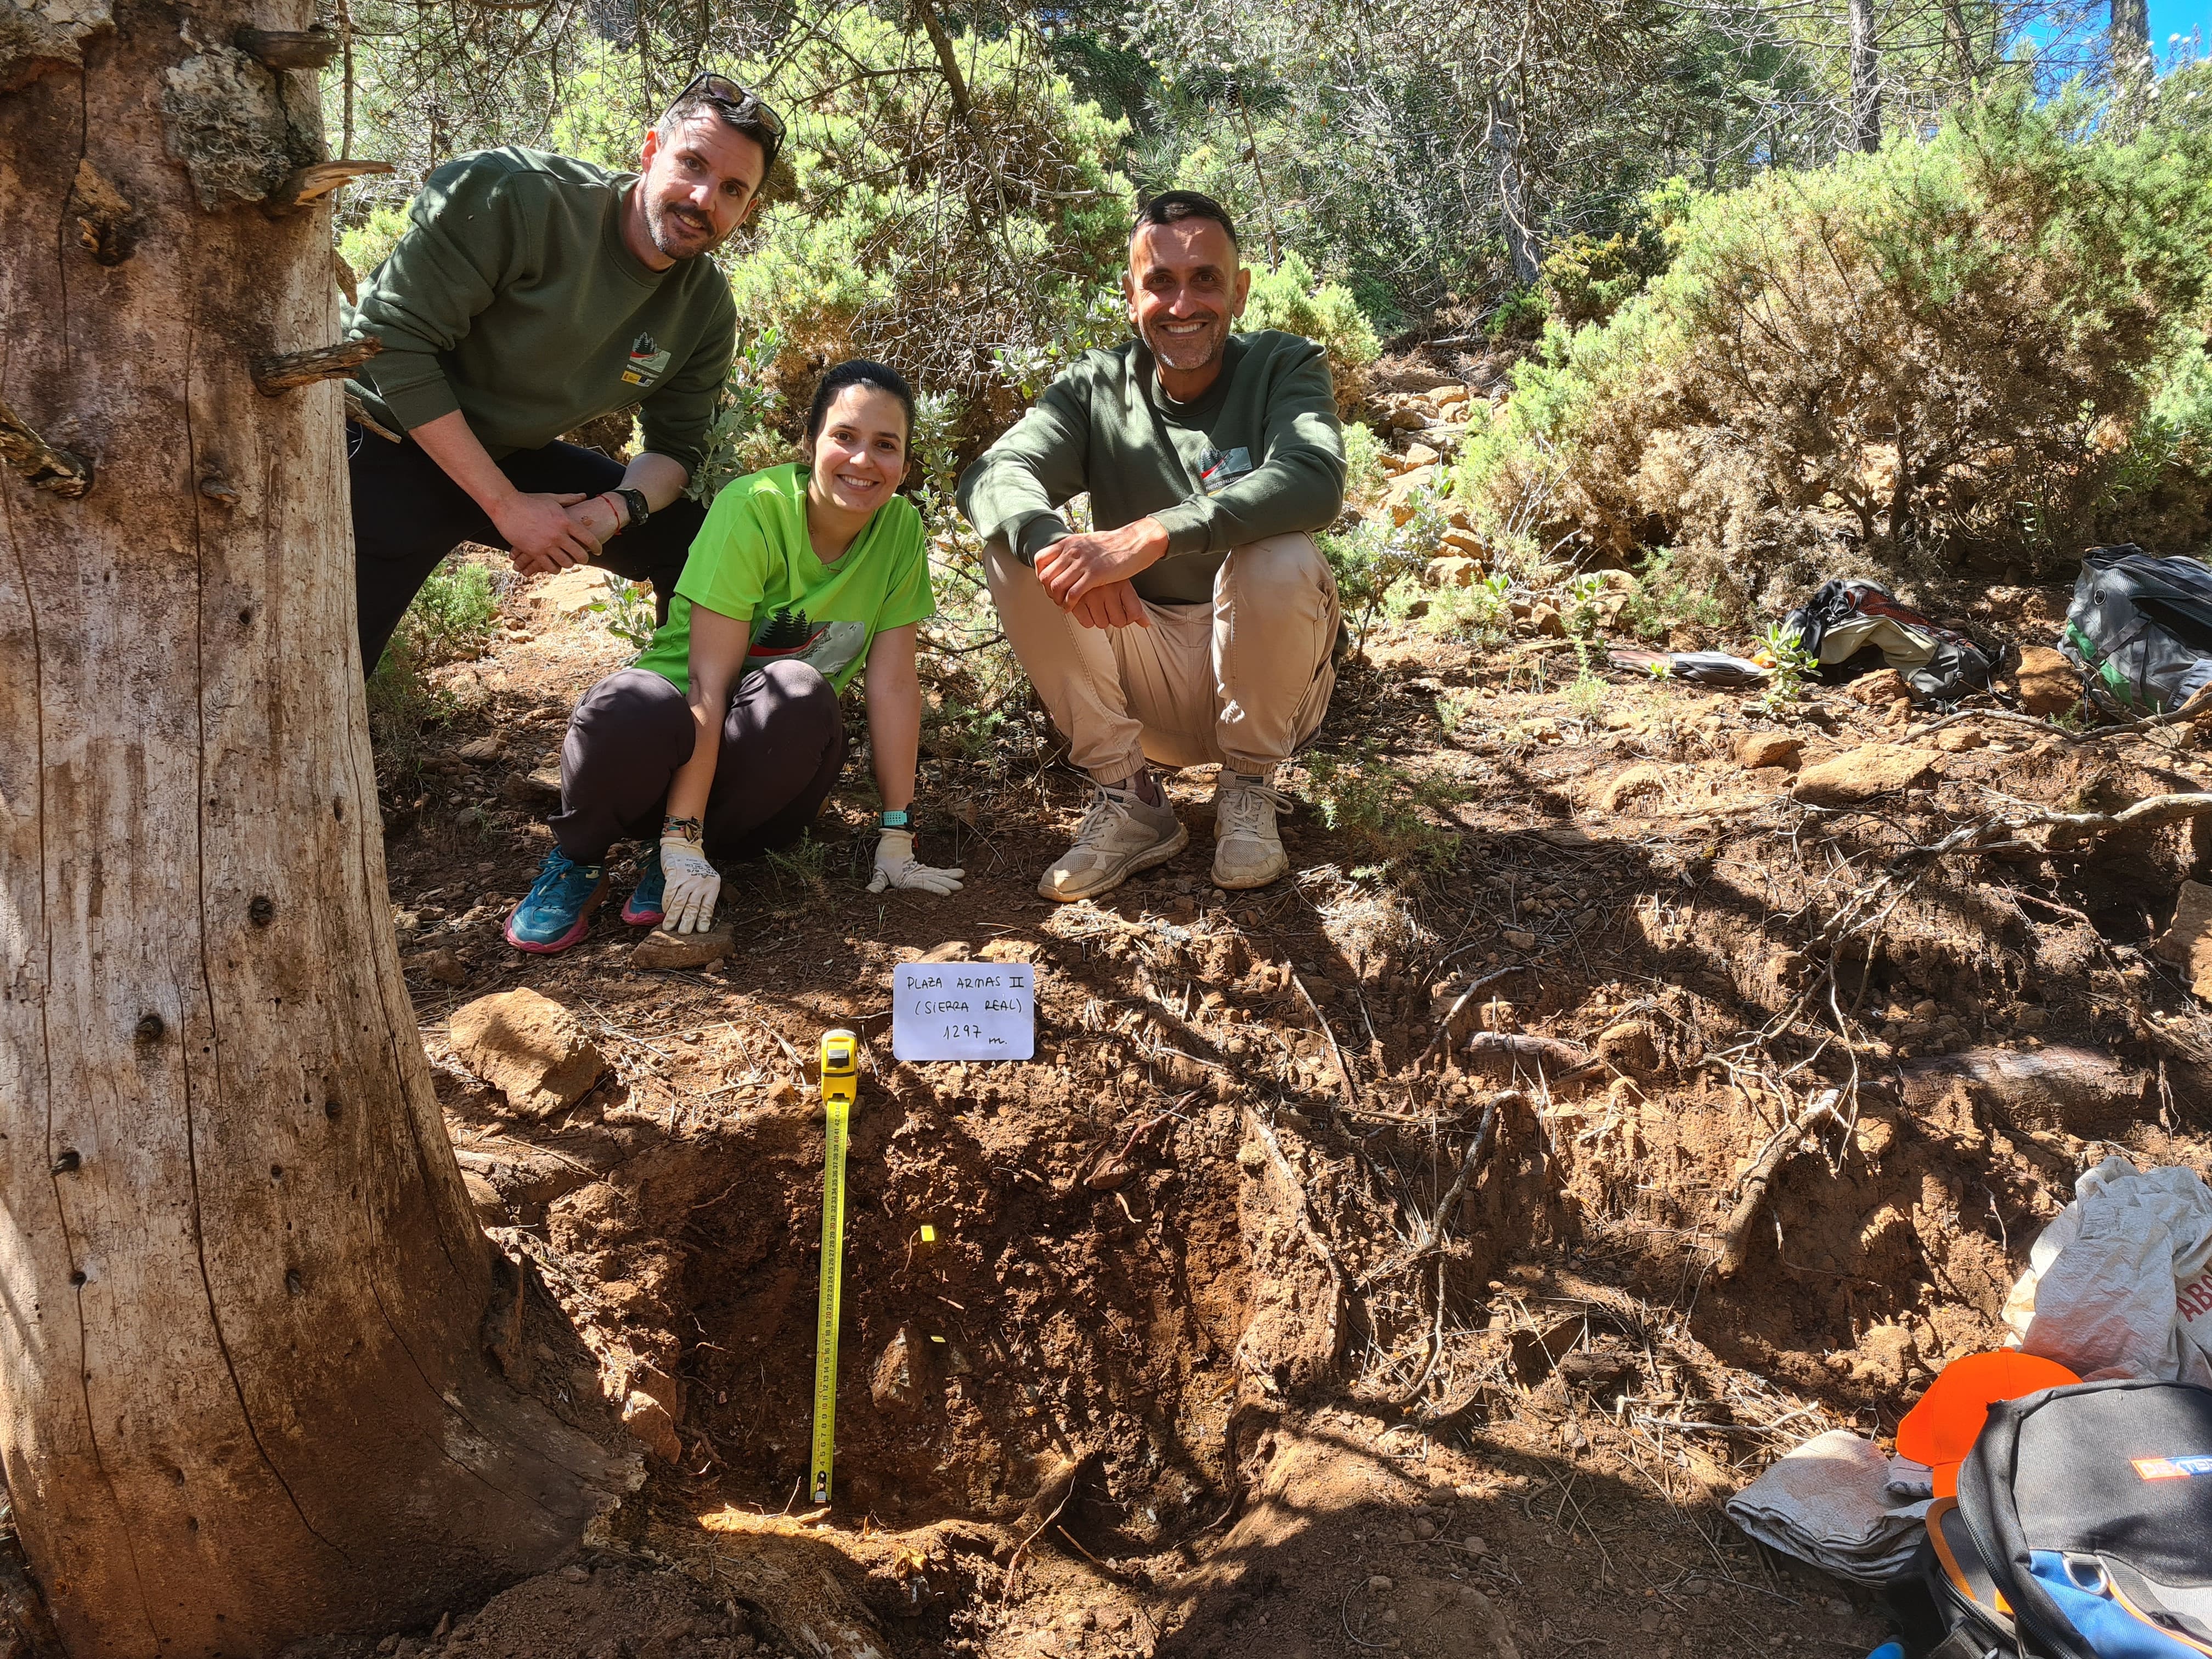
722,11,1133,455
1538,180,1688,327
1458,93,2212,609
1242,250,1381,413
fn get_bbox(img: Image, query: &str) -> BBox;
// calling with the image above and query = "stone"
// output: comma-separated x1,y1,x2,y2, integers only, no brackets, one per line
1401,442,1441,469
1793,744,1940,807
915,940,973,963
1390,1576,1522,1659
1410,1517,1437,1540
1736,732,1803,770
448,989,607,1116
1385,466,1441,524
2155,879,2212,1000
1460,1536,1488,1556
870,1323,934,1416
501,766,562,806
2015,645,2081,717
1600,764,1669,813
1595,1019,1662,1077
630,926,735,970
1438,528,1485,557
1427,556,1480,589
1368,1576,1394,1593
622,1390,682,1464
1503,929,1537,951
456,734,504,763
1932,725,1988,752
462,1170,506,1227
1528,602,1566,638
1846,669,1912,707
409,946,470,987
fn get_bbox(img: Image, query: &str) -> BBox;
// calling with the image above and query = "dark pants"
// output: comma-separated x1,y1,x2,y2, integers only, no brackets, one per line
347,421,708,671
551,661,848,865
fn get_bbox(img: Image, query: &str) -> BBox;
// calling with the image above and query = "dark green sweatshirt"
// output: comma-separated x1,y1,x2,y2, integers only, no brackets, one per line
342,148,736,478
957,331,1346,604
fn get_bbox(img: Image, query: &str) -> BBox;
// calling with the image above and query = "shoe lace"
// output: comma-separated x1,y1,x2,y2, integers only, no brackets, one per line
1069,788,1131,848
531,849,595,901
1217,780,1290,839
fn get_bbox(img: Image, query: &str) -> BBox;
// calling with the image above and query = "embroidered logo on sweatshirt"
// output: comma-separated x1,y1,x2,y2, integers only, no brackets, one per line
1197,445,1252,494
623,331,672,388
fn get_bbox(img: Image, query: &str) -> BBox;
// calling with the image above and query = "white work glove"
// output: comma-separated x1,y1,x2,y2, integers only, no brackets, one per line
659,831,721,934
867,828,965,896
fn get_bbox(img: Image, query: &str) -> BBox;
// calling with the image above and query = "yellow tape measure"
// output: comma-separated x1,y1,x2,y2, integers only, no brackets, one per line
808,1028,859,1507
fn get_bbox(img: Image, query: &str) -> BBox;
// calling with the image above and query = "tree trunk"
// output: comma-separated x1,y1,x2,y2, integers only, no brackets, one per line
0,5,628,1656
1848,0,1883,154
2111,0,2151,80
1486,89,1540,287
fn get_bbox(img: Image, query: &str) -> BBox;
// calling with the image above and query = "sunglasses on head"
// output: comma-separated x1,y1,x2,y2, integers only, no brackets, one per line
675,71,786,151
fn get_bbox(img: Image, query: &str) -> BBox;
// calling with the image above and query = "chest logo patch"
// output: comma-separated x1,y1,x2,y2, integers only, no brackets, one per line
623,331,672,389
1197,445,1253,494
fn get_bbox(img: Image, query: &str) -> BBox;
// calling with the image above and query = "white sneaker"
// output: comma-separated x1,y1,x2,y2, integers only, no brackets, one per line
1213,773,1291,890
1038,786,1188,902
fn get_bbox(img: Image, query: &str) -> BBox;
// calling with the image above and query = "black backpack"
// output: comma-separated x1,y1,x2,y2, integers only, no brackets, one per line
1892,1379,2212,1659
2059,547,2212,716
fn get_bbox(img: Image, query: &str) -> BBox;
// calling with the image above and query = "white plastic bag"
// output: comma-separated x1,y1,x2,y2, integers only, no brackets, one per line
2004,1154,2212,1385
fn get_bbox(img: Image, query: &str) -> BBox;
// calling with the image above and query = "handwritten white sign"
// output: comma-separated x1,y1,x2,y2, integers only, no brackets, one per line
891,962,1036,1062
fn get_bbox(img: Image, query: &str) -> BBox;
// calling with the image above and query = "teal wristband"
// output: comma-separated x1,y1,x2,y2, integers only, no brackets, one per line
880,809,911,830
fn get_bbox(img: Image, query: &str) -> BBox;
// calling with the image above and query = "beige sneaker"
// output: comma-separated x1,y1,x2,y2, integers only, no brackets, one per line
1039,785,1188,902
1213,772,1291,890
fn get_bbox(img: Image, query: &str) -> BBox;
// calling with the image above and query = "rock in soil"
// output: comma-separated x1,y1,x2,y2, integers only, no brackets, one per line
1792,743,1940,806
1737,732,1803,770
630,926,735,970
449,988,607,1116
1846,668,1912,707
621,1389,681,1463
408,946,470,987
2156,878,2212,1000
870,1323,933,1416
2015,644,2083,716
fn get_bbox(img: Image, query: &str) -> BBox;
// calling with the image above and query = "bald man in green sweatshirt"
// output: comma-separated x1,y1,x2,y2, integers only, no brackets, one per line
342,74,783,672
958,190,1346,902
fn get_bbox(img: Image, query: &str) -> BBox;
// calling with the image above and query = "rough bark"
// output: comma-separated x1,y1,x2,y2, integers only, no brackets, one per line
1848,0,1882,154
2110,0,2151,80
1485,89,1539,287
0,4,630,1656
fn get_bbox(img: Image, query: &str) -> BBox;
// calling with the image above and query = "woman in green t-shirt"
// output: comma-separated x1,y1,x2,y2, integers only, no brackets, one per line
507,359,964,952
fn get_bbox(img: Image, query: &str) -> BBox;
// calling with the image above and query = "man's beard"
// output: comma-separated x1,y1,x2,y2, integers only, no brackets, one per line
647,197,722,260
1143,315,1225,375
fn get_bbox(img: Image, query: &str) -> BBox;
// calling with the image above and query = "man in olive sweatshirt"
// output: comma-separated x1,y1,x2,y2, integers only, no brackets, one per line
958,190,1345,901
343,74,783,670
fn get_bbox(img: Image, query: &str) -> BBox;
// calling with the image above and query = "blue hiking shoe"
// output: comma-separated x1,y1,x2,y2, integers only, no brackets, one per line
504,848,608,953
621,843,665,927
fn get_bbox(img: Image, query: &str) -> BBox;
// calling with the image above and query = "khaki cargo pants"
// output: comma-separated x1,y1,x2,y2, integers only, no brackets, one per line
984,533,1340,785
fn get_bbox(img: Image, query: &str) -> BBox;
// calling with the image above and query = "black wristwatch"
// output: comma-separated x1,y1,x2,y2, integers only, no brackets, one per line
614,487,650,534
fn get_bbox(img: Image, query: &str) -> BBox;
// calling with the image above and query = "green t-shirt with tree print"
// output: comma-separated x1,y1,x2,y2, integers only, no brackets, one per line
631,463,935,695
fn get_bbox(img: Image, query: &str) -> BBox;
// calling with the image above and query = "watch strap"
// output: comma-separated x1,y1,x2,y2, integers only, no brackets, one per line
880,809,912,830
616,487,650,532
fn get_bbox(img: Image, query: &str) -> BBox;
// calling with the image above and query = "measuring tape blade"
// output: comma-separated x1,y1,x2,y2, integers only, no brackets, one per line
809,1030,858,1506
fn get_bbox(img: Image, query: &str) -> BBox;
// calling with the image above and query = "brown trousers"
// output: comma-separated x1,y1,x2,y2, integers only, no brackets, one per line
984,532,1340,784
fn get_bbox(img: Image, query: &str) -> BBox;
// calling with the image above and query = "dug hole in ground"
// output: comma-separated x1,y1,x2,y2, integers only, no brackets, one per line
355,540,2212,1659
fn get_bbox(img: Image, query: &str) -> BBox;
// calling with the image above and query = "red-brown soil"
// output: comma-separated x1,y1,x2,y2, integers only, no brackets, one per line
345,560,2212,1659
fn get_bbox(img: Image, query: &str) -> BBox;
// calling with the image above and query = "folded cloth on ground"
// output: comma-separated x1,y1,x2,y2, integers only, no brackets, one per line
1724,1429,1933,1583
2003,1154,2212,1387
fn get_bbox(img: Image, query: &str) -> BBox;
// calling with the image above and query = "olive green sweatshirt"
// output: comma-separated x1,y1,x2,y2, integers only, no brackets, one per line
957,331,1346,604
342,147,736,478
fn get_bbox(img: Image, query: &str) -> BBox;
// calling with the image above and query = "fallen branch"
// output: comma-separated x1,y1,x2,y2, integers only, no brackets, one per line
1918,685,2212,746
0,396,92,499
1290,969,1357,1109
1358,1090,1514,1293
1462,1031,1600,1090
1713,1096,1842,1278
1418,965,1536,1065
